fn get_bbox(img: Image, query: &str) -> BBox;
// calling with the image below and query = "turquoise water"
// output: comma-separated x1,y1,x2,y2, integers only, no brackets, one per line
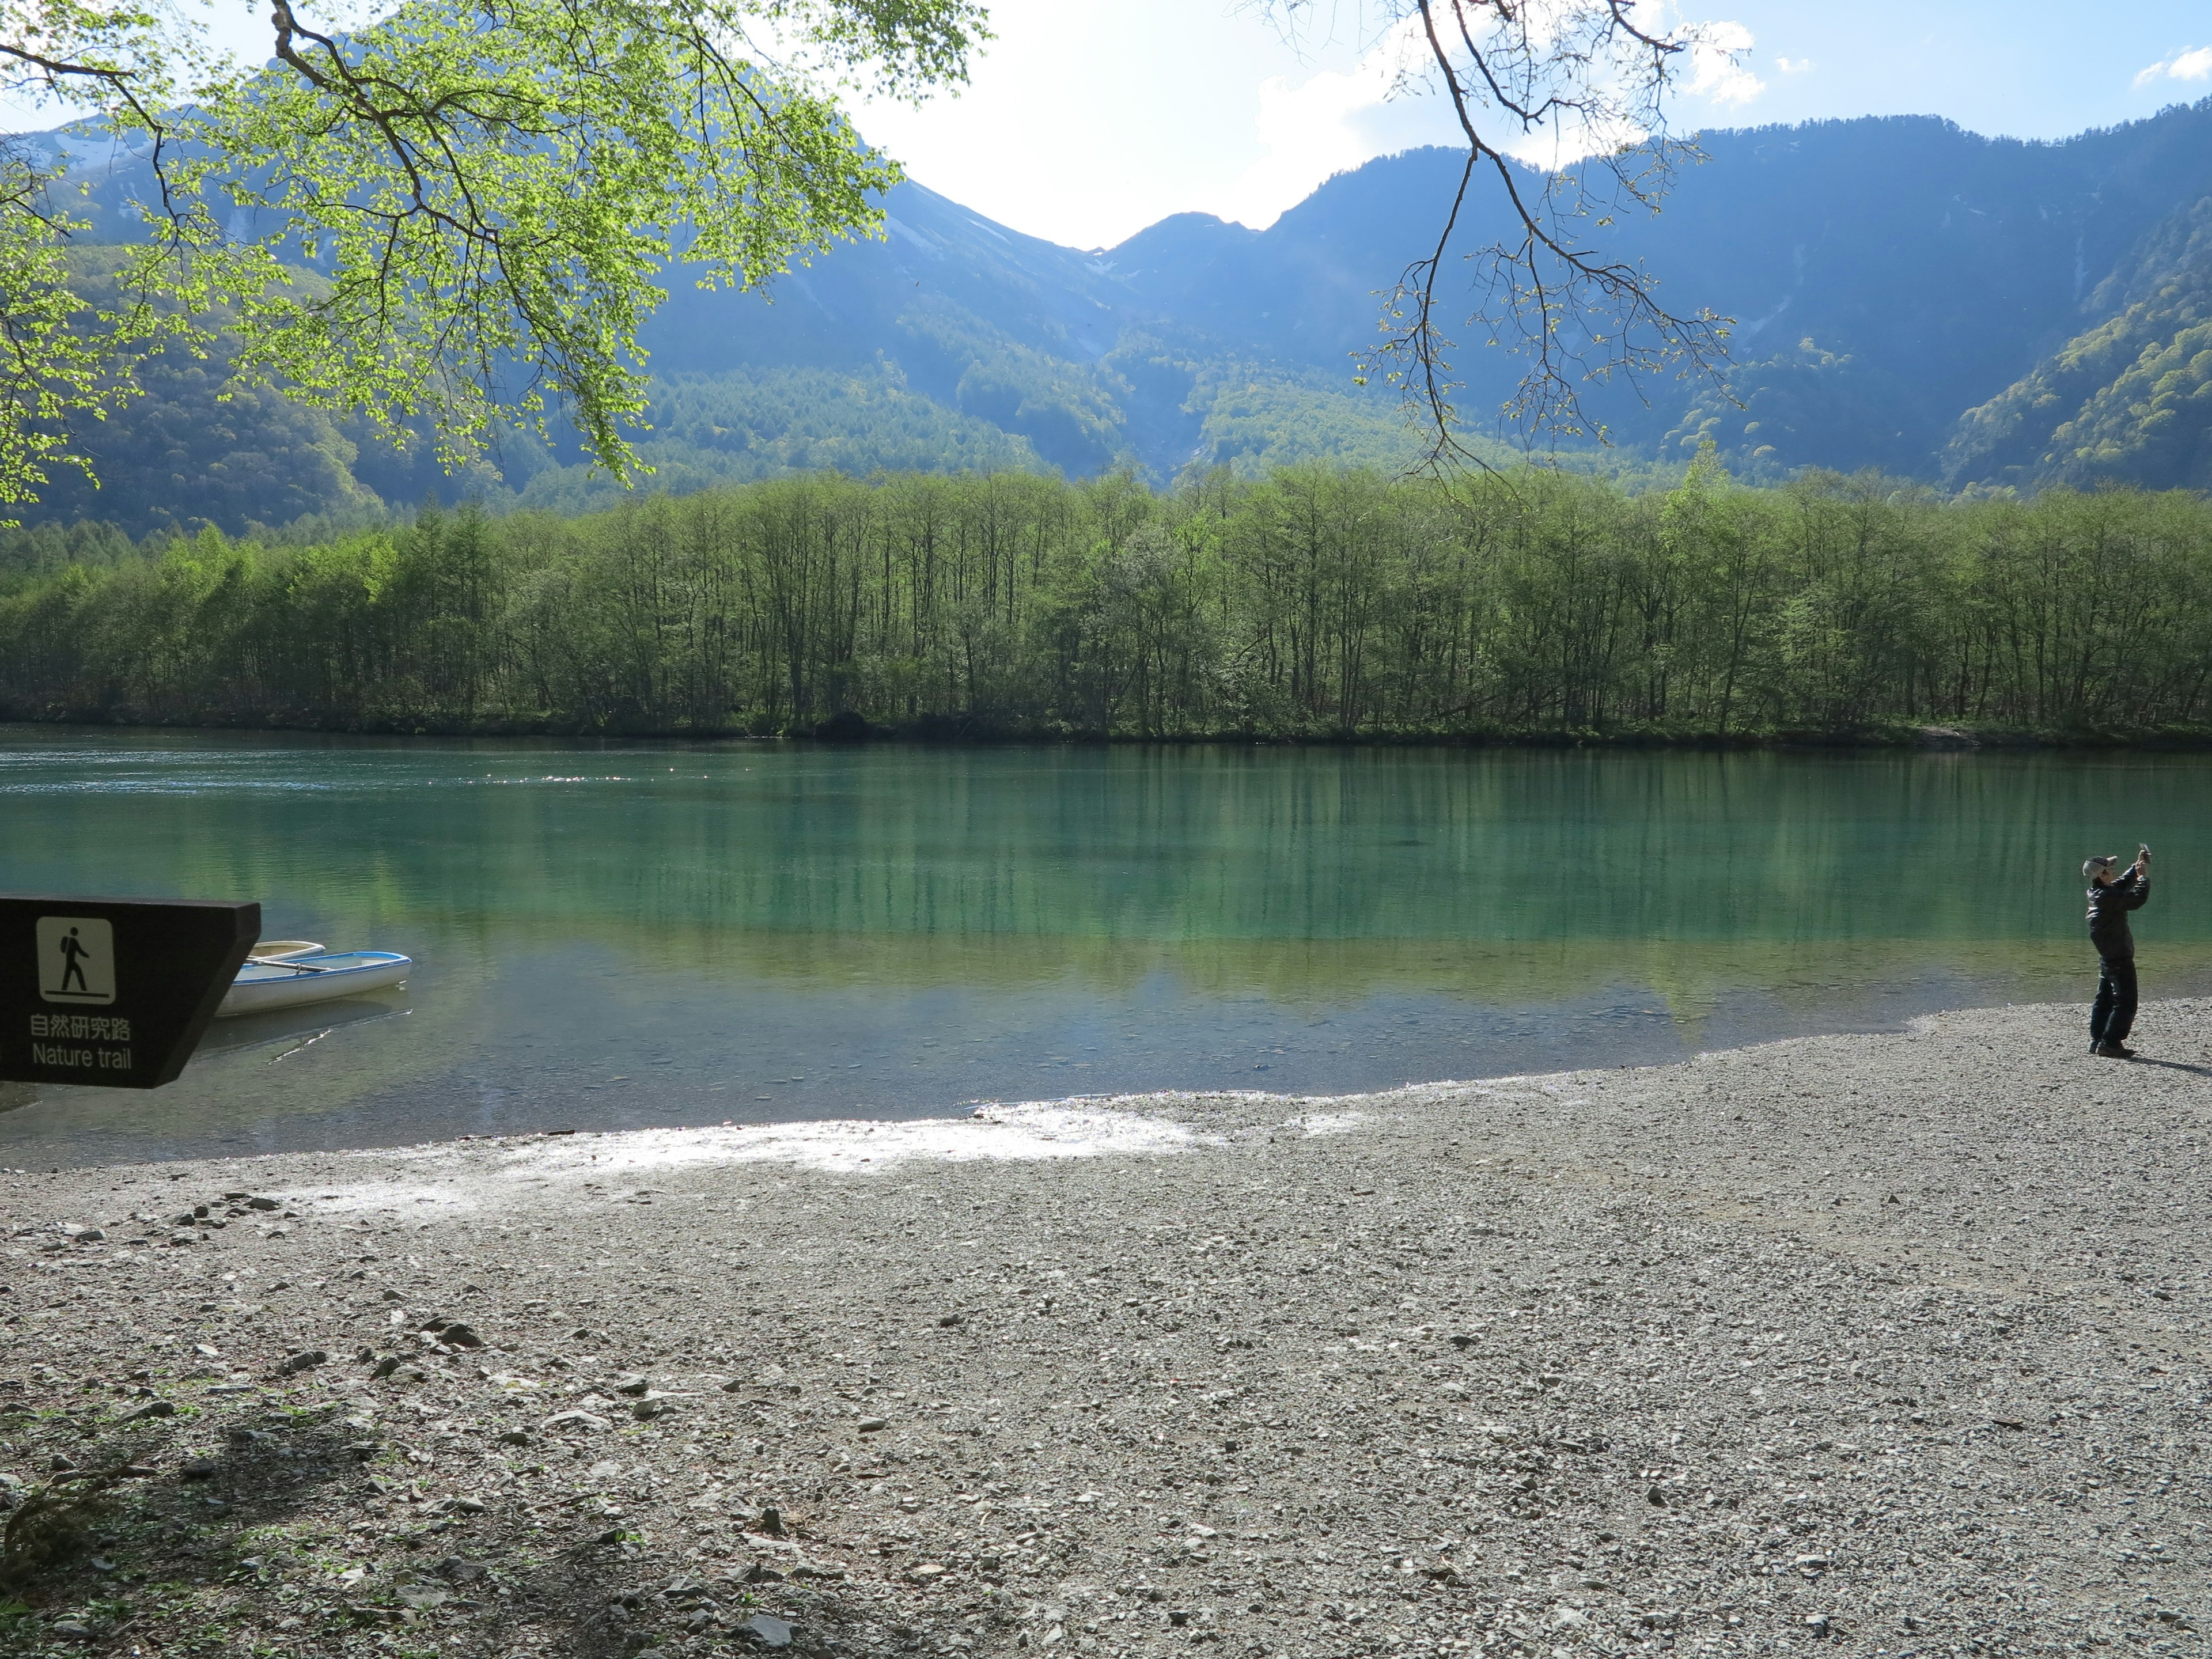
0,733,2205,1166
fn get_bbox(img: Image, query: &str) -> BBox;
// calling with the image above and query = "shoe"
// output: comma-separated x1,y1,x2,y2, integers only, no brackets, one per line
2094,1041,2137,1059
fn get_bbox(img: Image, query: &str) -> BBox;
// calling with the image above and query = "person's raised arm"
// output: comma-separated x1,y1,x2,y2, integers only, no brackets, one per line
2122,844,2153,908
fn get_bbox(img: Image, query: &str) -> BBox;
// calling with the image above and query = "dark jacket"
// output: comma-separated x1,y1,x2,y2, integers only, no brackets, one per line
2088,866,2150,960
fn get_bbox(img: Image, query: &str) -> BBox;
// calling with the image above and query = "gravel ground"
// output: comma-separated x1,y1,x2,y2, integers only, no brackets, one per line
1,998,2208,1659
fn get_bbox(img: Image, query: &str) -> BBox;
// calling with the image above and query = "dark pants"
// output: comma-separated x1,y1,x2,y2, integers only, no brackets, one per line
2091,955,2138,1045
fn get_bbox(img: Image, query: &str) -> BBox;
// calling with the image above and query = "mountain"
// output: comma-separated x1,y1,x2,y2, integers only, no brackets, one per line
1098,105,2212,479
618,171,1435,487
22,97,2212,534
1944,198,2212,491
21,131,1436,533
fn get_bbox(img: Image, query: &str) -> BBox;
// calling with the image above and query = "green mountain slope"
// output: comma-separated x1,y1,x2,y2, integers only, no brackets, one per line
1945,198,2212,490
1661,339,1938,482
507,365,1048,516
26,97,2212,532
20,133,1427,533
18,252,384,536
1106,107,2212,478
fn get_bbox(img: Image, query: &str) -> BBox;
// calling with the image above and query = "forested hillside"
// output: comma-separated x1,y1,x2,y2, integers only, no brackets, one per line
26,132,1437,535
1946,198,2212,491
3,461,2207,741
25,97,2212,535
1142,108,2212,474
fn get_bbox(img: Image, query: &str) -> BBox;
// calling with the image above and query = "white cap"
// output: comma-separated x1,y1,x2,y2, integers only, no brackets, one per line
2084,854,2118,881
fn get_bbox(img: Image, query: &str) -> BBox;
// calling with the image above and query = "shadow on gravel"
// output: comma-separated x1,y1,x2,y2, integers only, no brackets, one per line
0,1401,366,1635
490,1532,889,1659
2128,1056,2212,1077
373,1527,648,1659
3,1408,698,1657
5,1385,896,1658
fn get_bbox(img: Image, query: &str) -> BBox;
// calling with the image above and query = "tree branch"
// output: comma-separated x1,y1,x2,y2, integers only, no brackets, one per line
1275,0,1734,469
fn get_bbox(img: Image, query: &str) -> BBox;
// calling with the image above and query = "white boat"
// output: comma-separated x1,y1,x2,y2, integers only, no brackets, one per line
253,940,327,961
216,944,413,1018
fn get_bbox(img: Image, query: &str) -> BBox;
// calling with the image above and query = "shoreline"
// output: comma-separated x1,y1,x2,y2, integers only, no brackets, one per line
7,714,2212,753
2,1000,2207,1656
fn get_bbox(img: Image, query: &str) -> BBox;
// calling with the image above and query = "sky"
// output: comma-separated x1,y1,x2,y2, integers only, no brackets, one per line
851,0,2212,248
14,2,2212,251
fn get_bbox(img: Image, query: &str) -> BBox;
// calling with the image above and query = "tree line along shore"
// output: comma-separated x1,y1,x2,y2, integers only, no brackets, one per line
1,457,2209,742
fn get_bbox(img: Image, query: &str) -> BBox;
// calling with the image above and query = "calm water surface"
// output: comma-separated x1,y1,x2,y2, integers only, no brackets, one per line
1,733,2205,1166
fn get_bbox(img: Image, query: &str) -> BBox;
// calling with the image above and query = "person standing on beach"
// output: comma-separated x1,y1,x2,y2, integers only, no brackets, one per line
2086,844,2152,1058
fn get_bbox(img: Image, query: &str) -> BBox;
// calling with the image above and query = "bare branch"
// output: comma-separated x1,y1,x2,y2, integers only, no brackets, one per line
1272,0,1737,469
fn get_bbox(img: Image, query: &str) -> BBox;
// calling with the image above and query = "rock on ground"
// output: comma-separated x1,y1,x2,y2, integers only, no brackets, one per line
1,1000,2207,1658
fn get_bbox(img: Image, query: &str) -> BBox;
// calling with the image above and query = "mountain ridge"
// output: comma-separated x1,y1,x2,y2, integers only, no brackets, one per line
20,97,2212,533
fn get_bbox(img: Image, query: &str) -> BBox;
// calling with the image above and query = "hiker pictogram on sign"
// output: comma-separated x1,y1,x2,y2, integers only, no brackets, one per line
37,915,116,1005
3,896,256,1088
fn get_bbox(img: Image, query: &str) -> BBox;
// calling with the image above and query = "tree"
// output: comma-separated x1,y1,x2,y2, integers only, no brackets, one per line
0,0,986,512
1264,1,1737,462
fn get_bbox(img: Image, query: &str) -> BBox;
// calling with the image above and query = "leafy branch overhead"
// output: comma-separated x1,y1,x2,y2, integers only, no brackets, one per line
1268,1,1736,462
0,0,988,507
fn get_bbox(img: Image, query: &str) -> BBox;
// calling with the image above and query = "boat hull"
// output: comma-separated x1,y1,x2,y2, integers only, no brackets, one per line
215,952,412,1017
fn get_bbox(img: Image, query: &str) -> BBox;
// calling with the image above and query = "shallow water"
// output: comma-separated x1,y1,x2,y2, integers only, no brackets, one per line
1,733,2205,1166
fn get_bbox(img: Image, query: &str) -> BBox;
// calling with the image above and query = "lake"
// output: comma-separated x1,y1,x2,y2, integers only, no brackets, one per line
1,733,2203,1167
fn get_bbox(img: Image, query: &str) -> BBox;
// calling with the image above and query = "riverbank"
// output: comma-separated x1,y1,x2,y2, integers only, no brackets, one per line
3,1001,2207,1657
9,709,2212,751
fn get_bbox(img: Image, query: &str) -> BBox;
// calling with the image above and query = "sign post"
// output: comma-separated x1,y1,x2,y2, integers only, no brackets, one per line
0,897,259,1089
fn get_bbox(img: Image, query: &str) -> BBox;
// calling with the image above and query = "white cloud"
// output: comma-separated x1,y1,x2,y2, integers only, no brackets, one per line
1776,55,1815,74
2135,45,2212,86
1210,10,1764,228
1212,16,1451,229
1494,12,1763,173
1688,19,1766,107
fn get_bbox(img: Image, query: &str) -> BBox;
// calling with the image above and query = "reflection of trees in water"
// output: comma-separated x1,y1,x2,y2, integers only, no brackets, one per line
526,930,2208,1016
6,742,2210,1010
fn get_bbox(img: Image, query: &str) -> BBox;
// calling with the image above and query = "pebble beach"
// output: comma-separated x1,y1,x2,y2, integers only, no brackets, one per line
2,999,2207,1657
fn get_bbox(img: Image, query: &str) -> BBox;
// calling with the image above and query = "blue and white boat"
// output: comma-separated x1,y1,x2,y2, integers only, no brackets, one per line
216,941,414,1018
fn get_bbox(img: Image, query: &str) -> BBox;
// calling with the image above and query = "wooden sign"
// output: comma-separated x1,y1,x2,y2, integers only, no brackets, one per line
0,897,259,1089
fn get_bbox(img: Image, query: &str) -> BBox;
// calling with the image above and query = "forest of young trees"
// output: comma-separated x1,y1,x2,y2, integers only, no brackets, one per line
1,456,2208,741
